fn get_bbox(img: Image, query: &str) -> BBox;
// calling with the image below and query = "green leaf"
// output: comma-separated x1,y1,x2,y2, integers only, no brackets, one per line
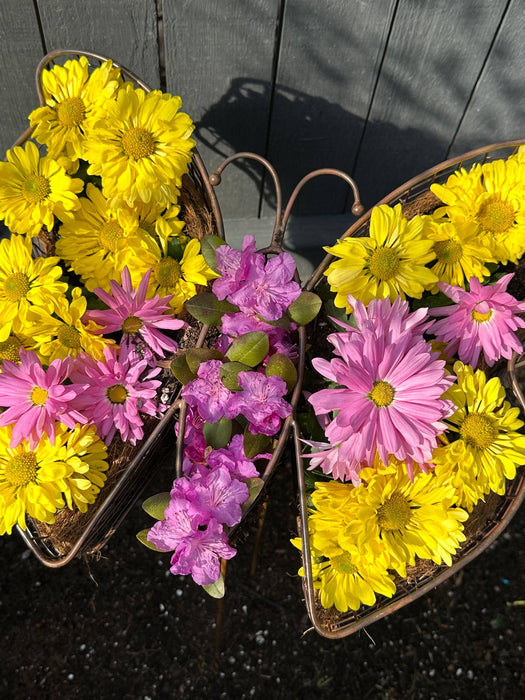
202,573,225,599
241,477,264,516
185,292,238,326
166,238,184,261
323,297,353,328
243,430,272,459
287,291,322,325
170,354,197,385
185,347,224,375
219,361,251,391
203,417,233,449
265,353,298,393
200,234,227,272
226,331,269,367
136,528,166,552
410,290,453,310
141,492,171,520
296,410,326,442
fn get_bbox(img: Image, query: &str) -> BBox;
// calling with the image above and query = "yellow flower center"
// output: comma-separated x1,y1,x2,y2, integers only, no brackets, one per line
4,272,30,302
98,219,124,253
471,305,493,324
122,126,156,160
476,197,515,235
368,246,400,281
30,386,49,406
154,258,181,287
368,380,395,407
107,384,128,404
434,238,462,264
56,96,86,128
460,412,498,449
22,173,50,204
377,491,411,531
122,315,143,334
4,452,38,487
57,324,81,349
331,551,357,575
0,336,22,362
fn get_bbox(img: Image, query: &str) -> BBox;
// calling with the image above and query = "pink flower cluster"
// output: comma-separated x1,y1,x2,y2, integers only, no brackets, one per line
148,434,260,585
308,296,455,483
147,236,300,586
0,268,187,450
213,235,301,321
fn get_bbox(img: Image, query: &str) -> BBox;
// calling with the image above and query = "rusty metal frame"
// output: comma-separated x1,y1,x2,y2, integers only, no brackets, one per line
296,140,525,638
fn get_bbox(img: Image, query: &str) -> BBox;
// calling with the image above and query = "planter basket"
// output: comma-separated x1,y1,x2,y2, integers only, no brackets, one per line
14,50,224,566
293,140,525,638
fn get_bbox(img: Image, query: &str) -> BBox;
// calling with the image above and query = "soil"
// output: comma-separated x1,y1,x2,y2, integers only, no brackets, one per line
1,449,524,700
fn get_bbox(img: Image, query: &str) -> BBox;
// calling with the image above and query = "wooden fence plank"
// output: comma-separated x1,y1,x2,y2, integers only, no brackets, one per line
450,0,525,154
163,0,278,220
36,0,160,89
0,0,43,155
353,0,508,208
263,0,397,217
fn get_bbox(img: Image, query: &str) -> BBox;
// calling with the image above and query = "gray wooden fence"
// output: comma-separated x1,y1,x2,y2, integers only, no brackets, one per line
0,0,523,272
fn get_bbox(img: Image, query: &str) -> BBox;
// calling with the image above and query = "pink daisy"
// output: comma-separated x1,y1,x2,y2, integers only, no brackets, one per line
308,298,455,479
69,346,162,445
430,274,525,367
0,349,85,448
86,267,187,358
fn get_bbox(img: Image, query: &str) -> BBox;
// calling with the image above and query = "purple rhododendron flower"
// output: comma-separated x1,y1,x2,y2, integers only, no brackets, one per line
0,349,86,448
213,236,258,300
177,405,208,466
69,345,161,445
168,517,236,586
430,274,525,367
228,371,292,436
147,498,236,586
184,466,249,528
182,360,235,423
227,251,301,321
206,434,260,480
86,267,187,358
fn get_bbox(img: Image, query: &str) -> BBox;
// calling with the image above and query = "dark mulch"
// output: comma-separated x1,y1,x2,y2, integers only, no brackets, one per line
1,450,524,700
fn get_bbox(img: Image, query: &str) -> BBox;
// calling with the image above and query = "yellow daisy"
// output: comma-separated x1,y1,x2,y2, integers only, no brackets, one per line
29,56,122,162
424,218,494,291
434,361,525,510
0,425,66,533
292,534,395,613
143,238,219,314
0,235,68,342
25,286,114,362
431,158,525,264
85,83,195,209
56,183,155,292
0,141,83,236
134,199,188,257
324,204,438,311
49,422,108,513
0,334,24,365
342,463,468,576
